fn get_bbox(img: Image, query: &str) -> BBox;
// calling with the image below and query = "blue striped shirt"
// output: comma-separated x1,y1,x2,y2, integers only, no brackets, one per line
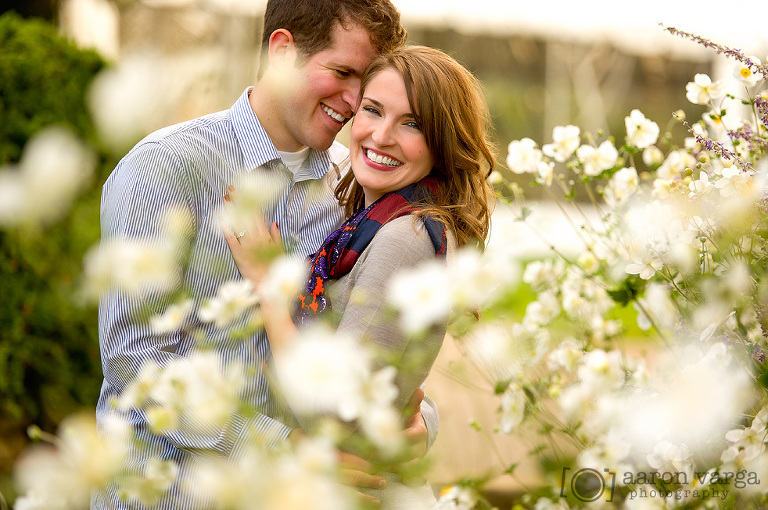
94,88,348,508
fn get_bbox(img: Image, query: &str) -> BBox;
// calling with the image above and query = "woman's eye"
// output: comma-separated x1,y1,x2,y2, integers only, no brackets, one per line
405,120,421,130
362,105,380,116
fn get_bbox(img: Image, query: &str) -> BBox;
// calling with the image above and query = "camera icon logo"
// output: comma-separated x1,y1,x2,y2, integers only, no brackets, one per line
560,467,617,502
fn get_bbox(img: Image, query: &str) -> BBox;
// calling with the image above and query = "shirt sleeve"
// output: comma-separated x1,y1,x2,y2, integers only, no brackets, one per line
334,216,445,449
99,141,291,459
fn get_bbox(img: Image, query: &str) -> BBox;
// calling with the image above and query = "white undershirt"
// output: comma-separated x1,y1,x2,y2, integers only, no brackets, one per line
277,147,311,178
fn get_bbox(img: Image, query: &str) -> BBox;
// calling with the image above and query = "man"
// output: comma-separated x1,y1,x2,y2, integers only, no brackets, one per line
95,1,436,508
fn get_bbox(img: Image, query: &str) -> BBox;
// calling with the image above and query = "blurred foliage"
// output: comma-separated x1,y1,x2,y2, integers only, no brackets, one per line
0,11,107,474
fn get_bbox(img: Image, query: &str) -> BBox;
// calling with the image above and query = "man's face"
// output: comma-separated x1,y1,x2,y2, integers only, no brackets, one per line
273,22,377,152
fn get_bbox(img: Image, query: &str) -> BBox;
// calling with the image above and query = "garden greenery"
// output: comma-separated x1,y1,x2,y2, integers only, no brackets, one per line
4,16,768,510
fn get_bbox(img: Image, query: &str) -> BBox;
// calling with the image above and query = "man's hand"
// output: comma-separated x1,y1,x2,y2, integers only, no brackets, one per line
402,387,428,460
338,450,386,508
289,429,386,508
398,387,430,486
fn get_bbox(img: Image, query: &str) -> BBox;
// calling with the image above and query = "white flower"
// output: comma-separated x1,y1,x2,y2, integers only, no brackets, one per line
647,441,693,481
688,171,713,196
14,413,129,508
148,350,244,432
259,256,308,304
274,326,371,420
733,56,763,86
625,251,663,280
0,126,95,227
506,137,543,174
465,321,548,382
657,149,695,181
150,299,194,334
547,339,583,371
642,146,664,167
500,383,526,433
198,280,259,328
83,237,180,299
605,167,638,205
543,125,581,163
576,140,618,176
435,485,479,510
577,251,599,275
536,160,554,186
387,259,452,334
447,246,518,309
578,349,625,392
625,109,660,149
714,166,752,197
359,404,406,458
685,73,726,105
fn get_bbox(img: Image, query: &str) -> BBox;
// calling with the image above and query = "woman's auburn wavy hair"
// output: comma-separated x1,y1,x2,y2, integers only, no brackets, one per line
335,45,496,248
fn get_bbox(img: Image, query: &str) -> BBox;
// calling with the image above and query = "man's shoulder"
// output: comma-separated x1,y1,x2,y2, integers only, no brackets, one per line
141,109,231,147
327,140,350,166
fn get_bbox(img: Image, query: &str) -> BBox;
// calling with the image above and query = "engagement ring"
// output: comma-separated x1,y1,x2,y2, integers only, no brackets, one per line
236,230,248,239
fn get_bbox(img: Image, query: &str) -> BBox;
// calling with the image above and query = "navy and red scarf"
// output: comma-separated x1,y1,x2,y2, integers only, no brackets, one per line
295,177,447,325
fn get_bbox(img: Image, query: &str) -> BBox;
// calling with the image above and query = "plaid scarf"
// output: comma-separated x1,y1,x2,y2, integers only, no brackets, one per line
295,177,447,325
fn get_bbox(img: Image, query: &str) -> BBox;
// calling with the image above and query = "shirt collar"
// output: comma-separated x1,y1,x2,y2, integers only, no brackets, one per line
231,87,332,181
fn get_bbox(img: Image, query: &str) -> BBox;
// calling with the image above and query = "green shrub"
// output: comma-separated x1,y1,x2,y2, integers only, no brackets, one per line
0,11,108,476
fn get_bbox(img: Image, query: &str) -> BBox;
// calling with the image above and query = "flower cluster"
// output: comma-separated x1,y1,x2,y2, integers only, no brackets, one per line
489,28,768,508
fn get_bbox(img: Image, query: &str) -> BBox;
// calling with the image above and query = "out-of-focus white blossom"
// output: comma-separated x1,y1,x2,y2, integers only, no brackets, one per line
576,140,618,176
258,255,308,304
274,326,371,421
577,349,625,392
547,339,583,372
435,485,479,510
14,413,130,508
625,109,660,149
656,149,696,181
83,237,180,300
150,299,194,334
642,146,664,167
500,383,526,433
688,171,713,196
646,441,694,482
387,259,452,334
543,125,581,163
140,350,245,433
536,160,555,186
605,167,638,205
198,280,259,328
507,137,543,174
714,166,752,197
0,126,95,227
685,73,726,105
447,246,518,309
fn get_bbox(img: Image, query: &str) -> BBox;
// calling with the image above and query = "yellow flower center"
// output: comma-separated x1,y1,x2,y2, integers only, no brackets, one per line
740,68,752,78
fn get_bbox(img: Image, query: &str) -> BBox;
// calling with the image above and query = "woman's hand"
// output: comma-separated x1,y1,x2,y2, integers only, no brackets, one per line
222,185,283,287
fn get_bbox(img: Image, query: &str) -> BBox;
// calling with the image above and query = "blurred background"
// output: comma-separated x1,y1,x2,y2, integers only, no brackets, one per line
1,0,766,505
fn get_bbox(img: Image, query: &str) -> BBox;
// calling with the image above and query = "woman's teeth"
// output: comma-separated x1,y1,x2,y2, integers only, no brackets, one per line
366,150,401,167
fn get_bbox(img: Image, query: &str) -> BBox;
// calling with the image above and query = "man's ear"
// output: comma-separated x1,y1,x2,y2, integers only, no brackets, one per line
267,29,297,66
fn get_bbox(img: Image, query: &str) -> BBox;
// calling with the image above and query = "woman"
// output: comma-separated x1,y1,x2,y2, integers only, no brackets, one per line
225,45,495,508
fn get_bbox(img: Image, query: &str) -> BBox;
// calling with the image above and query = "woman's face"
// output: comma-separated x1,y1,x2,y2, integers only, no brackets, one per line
349,67,434,207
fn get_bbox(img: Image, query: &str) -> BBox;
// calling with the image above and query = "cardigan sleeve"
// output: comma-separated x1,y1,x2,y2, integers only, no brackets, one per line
331,216,447,417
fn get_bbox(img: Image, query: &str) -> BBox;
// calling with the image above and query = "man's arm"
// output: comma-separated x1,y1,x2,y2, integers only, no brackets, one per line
99,141,292,458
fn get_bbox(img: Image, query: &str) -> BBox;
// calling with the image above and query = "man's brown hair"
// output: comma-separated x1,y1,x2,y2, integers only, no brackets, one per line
260,0,406,63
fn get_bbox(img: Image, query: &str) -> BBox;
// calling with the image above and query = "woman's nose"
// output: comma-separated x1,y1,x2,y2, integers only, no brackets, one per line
371,122,395,146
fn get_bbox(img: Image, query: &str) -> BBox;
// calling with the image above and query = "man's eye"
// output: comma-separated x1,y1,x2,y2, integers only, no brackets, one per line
335,69,351,78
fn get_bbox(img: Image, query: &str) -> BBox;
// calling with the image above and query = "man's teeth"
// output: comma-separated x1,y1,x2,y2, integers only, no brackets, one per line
366,149,400,167
322,105,346,122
